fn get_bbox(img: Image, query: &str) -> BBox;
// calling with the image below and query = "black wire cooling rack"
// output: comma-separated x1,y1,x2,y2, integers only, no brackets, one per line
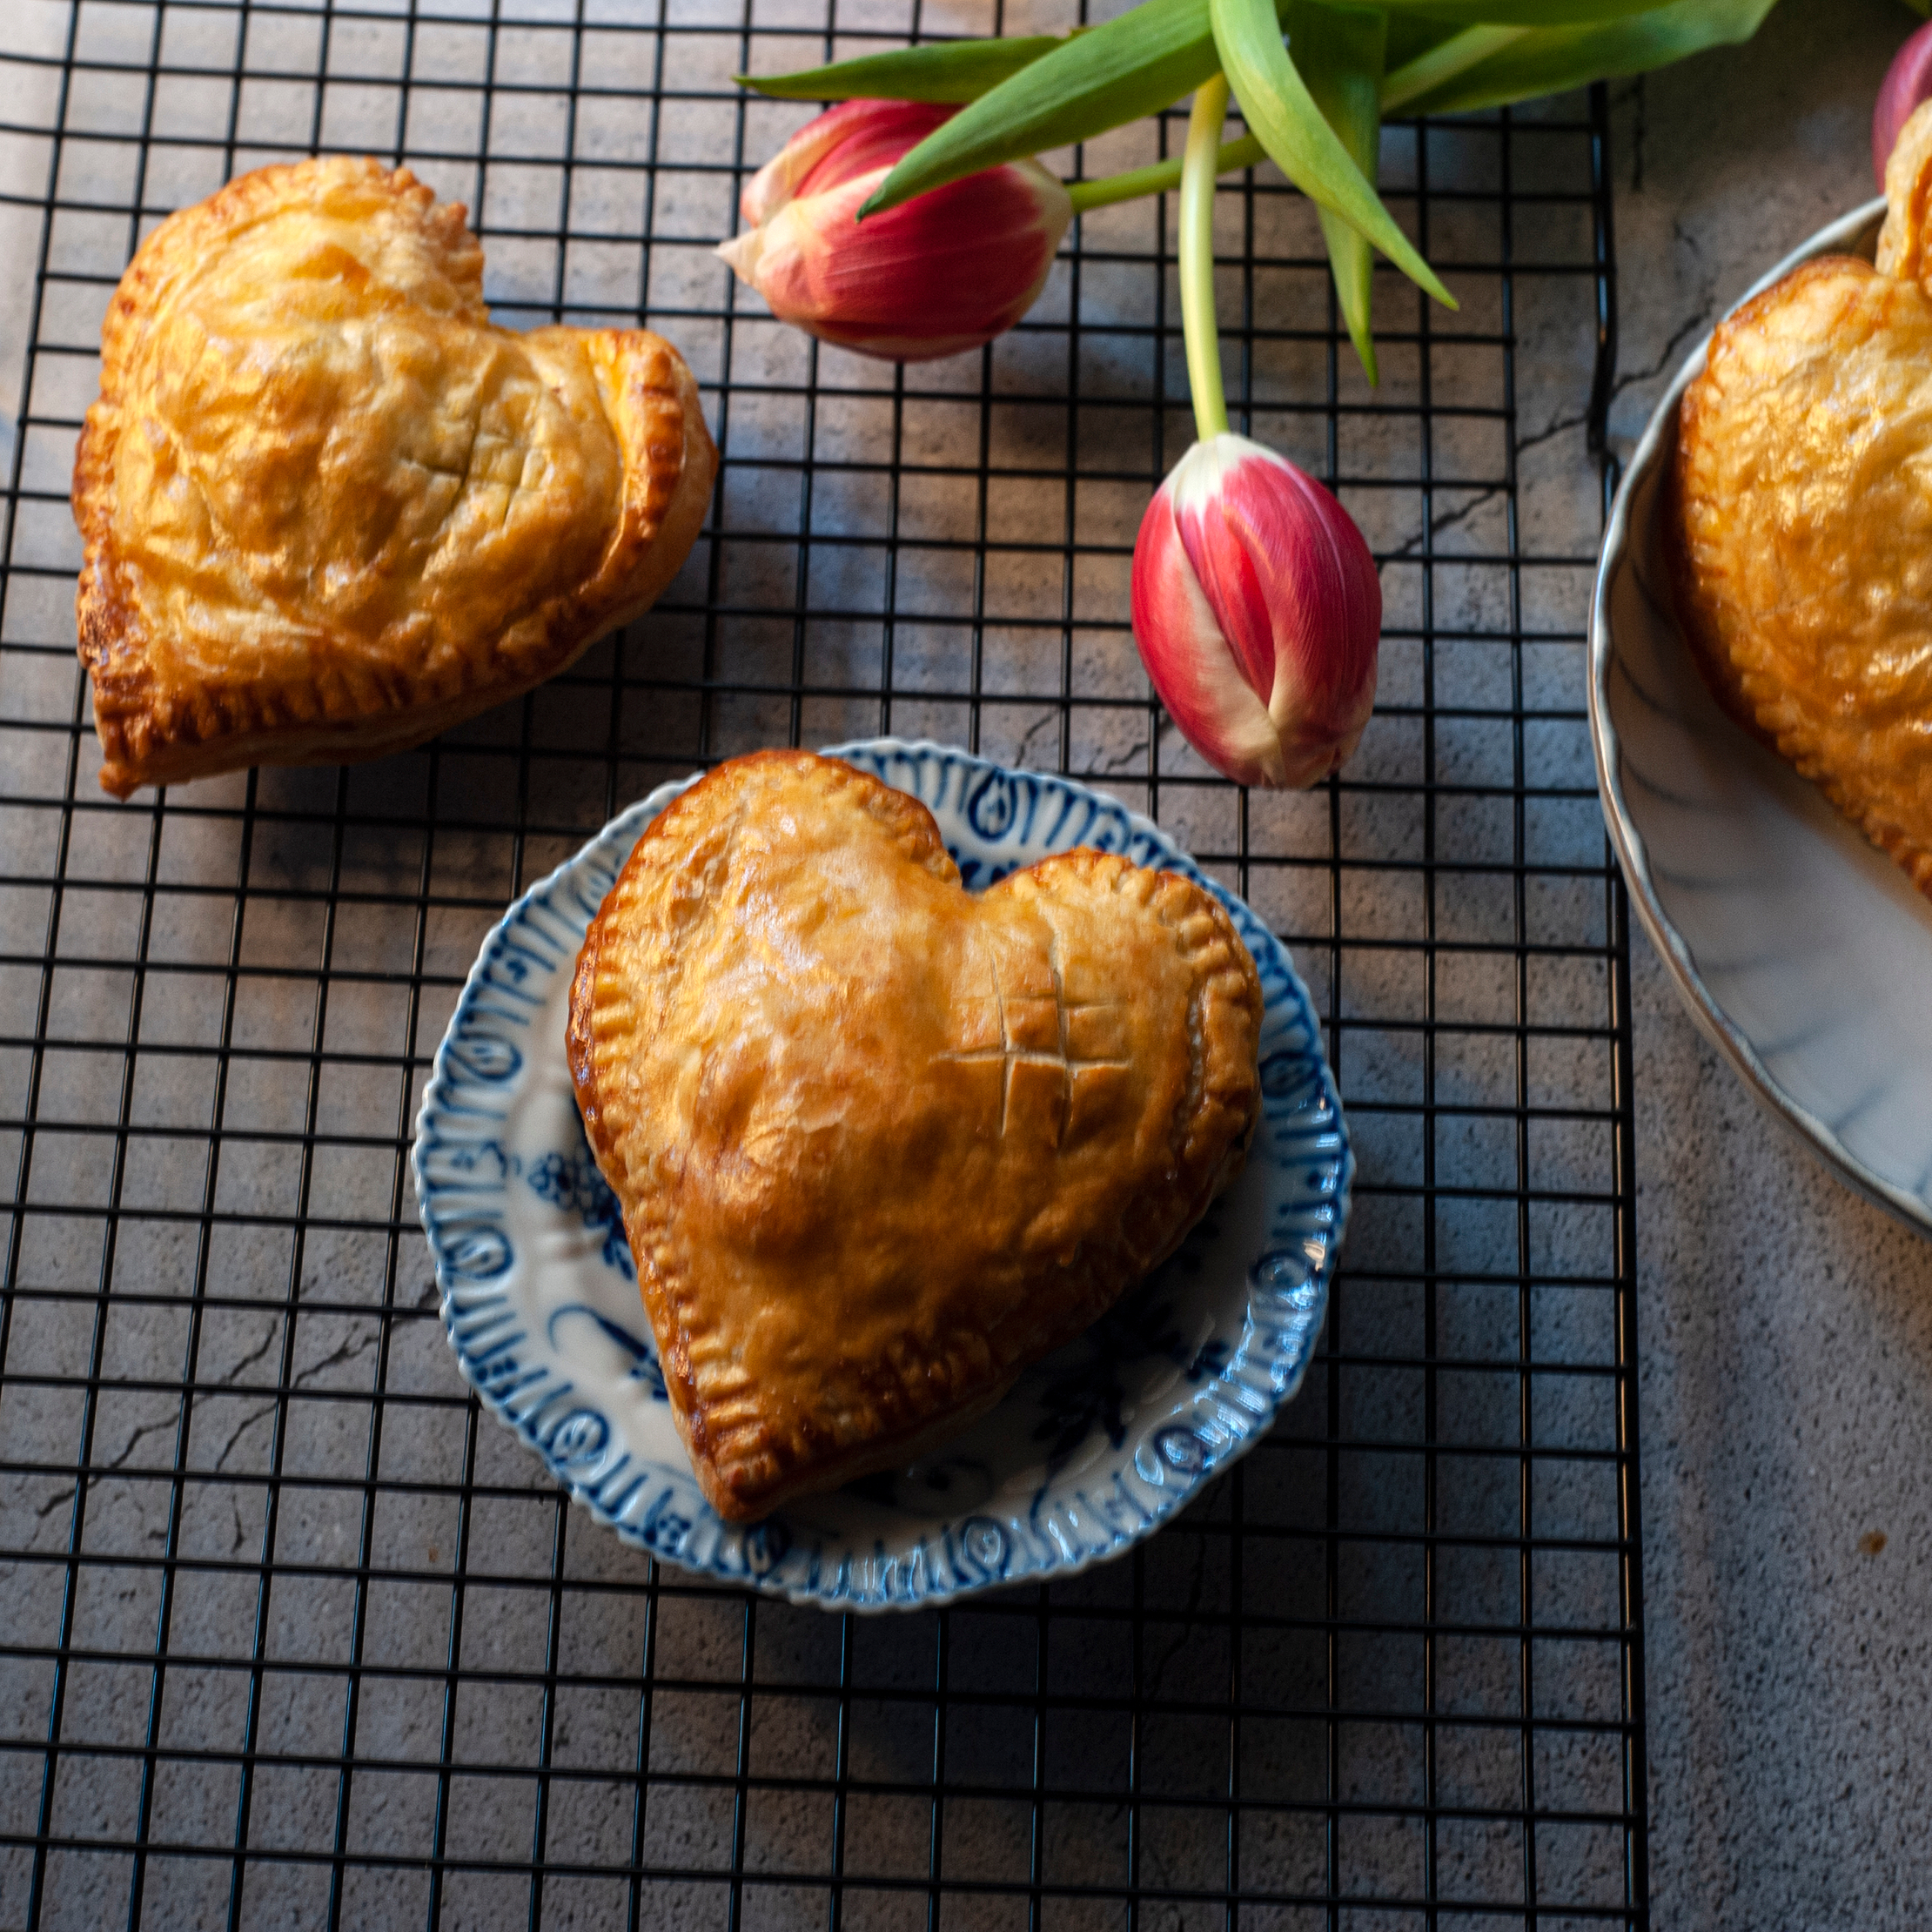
0,3,1645,1925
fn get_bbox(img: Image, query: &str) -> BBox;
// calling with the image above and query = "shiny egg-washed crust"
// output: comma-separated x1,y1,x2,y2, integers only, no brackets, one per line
1674,98,1932,898
568,750,1265,1522
72,156,717,798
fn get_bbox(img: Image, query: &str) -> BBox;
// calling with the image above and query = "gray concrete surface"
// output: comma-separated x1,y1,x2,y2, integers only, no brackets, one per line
0,1,1928,1926
1602,6,1932,1925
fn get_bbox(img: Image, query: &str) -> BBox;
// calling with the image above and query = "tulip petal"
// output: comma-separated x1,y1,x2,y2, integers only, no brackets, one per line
738,102,956,228
1169,439,1278,706
861,0,1229,220
1131,479,1286,788
739,111,849,227
1132,433,1381,789
720,137,1071,362
794,100,956,198
714,226,762,284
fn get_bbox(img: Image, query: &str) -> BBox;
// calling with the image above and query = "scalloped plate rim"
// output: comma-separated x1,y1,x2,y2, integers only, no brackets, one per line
1587,196,1932,1235
413,738,1353,1608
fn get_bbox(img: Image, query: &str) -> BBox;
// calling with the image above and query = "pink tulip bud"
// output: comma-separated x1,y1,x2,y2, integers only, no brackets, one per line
1876,21,1932,188
717,100,1072,362
1130,434,1380,789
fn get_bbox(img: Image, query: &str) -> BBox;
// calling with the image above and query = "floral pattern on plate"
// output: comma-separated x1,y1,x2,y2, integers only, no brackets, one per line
413,740,1352,1610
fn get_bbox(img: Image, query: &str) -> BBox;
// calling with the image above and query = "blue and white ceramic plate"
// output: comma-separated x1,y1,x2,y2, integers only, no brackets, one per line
413,740,1352,1609
1593,200,1932,1234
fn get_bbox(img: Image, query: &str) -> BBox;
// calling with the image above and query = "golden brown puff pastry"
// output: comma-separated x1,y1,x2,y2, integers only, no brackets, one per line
1674,98,1932,896
568,749,1265,1522
71,155,717,798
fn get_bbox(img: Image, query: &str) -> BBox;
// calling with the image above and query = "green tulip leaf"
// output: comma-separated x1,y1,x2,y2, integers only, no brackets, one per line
1212,0,1454,305
1379,0,1679,21
859,0,1243,218
1286,1,1386,384
739,36,1071,104
1385,15,1460,71
743,0,1682,112
1391,0,1779,117
1382,23,1526,111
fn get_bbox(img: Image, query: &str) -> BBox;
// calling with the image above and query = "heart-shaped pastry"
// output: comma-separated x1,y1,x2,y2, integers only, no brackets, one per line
71,156,716,798
568,750,1264,1521
1675,102,1932,896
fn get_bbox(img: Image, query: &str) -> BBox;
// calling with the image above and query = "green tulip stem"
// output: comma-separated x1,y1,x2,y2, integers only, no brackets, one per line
1381,23,1527,114
1066,131,1265,212
1181,73,1232,445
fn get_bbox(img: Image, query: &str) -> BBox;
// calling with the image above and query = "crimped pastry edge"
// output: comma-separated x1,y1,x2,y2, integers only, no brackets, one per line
70,155,719,798
567,749,1265,1522
1671,254,1932,899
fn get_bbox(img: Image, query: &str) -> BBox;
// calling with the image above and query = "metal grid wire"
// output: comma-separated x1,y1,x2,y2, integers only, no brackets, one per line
0,1,1645,1925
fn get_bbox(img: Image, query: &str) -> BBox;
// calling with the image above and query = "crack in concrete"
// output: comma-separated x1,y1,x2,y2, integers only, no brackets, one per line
1144,1479,1222,1706
212,1329,380,1473
1391,486,1505,560
1613,303,1716,408
1390,292,1720,566
1130,1828,1188,1932
293,1329,379,1390
1016,713,1150,780
1519,411,1588,455
1090,1480,1231,1921
212,1403,279,1473
31,1320,363,1524
35,1410,182,1519
35,1322,387,1528
1016,711,1059,767
220,1320,282,1387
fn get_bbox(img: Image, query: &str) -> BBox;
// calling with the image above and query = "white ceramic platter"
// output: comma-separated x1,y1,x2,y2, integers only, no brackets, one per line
413,740,1352,1610
1591,198,1932,1231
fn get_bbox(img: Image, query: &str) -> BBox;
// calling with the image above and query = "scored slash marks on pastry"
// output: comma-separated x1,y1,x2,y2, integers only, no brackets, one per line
70,157,717,799
940,929,1132,1144
413,740,1352,1611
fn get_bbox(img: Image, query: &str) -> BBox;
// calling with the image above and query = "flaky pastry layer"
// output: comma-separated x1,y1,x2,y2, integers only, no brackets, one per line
72,156,717,796
568,750,1265,1522
1674,99,1932,897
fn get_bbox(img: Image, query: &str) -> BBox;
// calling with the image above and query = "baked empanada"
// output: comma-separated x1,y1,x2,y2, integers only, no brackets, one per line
568,750,1264,1521
1675,100,1932,896
71,156,716,797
